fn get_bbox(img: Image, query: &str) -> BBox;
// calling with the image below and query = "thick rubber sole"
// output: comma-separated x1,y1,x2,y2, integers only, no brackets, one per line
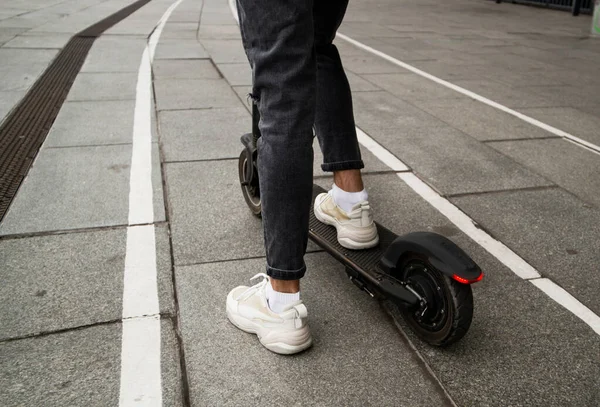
226,308,312,355
314,201,379,250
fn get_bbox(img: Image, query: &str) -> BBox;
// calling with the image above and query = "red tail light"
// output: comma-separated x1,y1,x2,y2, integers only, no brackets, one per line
452,272,484,284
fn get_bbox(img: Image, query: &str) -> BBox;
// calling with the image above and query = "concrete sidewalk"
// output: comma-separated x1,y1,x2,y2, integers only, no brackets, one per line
1,0,599,406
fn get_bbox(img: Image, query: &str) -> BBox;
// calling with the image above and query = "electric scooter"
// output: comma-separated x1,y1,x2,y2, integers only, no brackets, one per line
238,103,483,346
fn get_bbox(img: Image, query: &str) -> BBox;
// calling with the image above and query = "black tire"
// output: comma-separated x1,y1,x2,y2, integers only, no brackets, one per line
397,254,473,347
238,150,261,217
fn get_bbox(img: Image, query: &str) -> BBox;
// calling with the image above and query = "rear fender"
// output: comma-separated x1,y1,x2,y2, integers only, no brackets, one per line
379,232,482,283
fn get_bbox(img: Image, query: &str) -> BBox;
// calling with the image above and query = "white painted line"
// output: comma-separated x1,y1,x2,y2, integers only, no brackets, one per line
119,316,162,406
355,128,541,280
336,33,600,155
122,224,160,318
119,0,185,406
531,279,600,335
227,0,600,336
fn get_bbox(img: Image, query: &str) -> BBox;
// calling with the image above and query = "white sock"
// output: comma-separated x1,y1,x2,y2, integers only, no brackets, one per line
332,183,369,213
266,282,300,314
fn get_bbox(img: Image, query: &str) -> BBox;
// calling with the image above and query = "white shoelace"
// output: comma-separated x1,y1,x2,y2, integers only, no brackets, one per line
234,272,270,302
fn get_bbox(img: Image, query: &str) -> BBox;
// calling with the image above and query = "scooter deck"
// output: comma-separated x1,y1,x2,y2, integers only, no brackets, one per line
309,185,416,303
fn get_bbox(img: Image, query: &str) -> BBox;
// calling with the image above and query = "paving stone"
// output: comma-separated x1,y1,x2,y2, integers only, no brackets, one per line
45,100,135,146
215,62,250,86
519,106,600,146
363,73,469,101
104,19,157,36
351,90,435,130
232,85,253,112
165,160,265,265
0,320,183,407
0,90,24,124
450,78,563,108
154,78,240,110
359,122,554,196
0,323,121,407
408,98,556,141
488,138,600,208
2,33,70,49
341,54,407,74
0,145,133,235
452,188,600,314
175,254,450,406
0,63,48,92
199,12,238,25
159,107,249,161
198,24,241,39
154,39,208,60
153,59,221,80
67,72,137,101
0,224,174,340
81,36,146,73
200,39,247,63
346,71,379,91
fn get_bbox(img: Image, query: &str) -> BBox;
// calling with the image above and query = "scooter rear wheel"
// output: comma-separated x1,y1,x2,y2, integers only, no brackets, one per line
398,255,473,347
238,149,261,217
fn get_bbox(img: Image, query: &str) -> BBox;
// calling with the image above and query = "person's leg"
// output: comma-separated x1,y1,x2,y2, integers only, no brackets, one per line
312,0,378,249
226,0,314,354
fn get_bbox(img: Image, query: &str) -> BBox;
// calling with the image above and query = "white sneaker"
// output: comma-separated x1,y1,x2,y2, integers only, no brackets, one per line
226,273,312,355
314,190,379,250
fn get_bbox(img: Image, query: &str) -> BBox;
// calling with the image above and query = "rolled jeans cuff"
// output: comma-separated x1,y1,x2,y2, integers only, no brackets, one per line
321,159,365,172
266,264,306,280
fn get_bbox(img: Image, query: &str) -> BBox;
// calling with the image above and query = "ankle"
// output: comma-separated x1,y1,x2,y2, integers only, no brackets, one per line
270,278,300,293
267,280,301,313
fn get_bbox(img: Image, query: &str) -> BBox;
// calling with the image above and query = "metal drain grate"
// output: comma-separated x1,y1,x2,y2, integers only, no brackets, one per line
0,0,153,222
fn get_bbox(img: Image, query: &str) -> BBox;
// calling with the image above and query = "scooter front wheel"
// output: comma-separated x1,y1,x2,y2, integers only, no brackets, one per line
398,254,473,347
238,149,261,217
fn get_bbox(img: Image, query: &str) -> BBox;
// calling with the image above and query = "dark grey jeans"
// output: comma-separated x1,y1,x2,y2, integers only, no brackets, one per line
236,0,364,280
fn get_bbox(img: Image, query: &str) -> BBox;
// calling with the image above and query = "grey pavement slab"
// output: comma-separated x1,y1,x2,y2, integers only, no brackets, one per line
450,79,564,109
200,39,247,63
519,106,600,147
159,107,249,162
346,71,379,92
164,160,265,265
175,254,450,406
154,78,240,111
0,323,121,407
232,85,252,112
360,122,554,196
0,90,24,123
160,23,198,40
452,188,600,315
335,172,600,406
67,72,137,101
351,90,437,130
408,98,557,141
340,21,414,38
81,36,146,73
199,12,238,26
0,62,48,92
525,84,597,109
2,33,70,49
215,62,251,86
0,27,29,44
488,138,600,208
153,59,221,80
104,19,158,36
0,145,130,235
363,73,469,101
341,54,407,75
0,320,183,407
0,225,174,340
198,24,241,40
45,100,135,147
154,39,208,60
0,143,165,234
407,59,491,81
